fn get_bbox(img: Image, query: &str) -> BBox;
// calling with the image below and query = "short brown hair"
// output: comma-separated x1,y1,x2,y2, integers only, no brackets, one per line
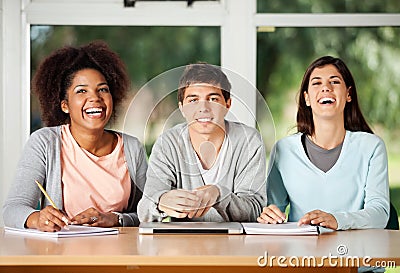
177,63,231,104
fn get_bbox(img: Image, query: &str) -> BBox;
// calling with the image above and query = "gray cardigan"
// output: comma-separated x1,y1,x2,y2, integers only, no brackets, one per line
3,126,147,228
137,120,267,222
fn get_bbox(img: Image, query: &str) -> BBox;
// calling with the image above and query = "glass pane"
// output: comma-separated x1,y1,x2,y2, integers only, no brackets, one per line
257,0,400,13
257,26,400,217
30,26,220,153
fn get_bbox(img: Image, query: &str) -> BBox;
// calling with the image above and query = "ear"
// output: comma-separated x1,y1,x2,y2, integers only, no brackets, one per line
225,98,232,110
303,91,311,106
61,100,69,114
178,102,185,117
346,87,352,102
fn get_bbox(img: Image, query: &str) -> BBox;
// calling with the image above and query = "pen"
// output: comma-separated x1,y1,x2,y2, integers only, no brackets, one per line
35,180,69,227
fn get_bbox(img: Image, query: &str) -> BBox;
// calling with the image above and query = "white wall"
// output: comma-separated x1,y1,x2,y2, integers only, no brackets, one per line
0,0,28,228
0,0,3,227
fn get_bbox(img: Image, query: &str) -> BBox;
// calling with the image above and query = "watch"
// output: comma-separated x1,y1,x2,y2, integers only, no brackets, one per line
112,212,124,227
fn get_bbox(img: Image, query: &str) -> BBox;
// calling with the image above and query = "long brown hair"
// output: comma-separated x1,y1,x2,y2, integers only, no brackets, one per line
296,56,373,135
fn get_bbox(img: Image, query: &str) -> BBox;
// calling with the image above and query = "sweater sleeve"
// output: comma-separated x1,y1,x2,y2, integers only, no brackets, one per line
266,143,289,214
332,138,390,230
122,134,148,226
213,131,267,222
137,135,176,222
2,130,50,228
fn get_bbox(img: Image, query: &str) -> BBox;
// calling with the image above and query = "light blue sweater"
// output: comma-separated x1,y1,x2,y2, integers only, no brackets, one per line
267,131,390,230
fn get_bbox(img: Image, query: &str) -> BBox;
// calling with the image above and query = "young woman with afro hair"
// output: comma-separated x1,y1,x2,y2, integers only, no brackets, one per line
3,41,147,231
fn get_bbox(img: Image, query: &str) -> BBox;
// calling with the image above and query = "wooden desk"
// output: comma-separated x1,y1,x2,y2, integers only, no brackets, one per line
0,227,399,273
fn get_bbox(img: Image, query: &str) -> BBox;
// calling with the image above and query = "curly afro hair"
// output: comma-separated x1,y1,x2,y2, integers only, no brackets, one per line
32,40,130,127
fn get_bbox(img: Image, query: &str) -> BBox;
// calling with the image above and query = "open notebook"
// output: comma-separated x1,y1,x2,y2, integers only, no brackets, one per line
5,225,119,238
139,222,243,234
241,222,319,235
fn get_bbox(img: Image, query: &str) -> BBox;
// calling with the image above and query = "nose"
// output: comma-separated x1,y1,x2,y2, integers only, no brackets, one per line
88,91,102,101
321,82,331,92
198,100,211,112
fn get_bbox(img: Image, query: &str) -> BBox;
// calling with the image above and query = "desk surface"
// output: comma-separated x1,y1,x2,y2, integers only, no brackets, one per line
0,227,399,268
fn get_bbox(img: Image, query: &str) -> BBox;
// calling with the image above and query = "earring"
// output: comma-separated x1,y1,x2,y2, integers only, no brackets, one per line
64,109,69,113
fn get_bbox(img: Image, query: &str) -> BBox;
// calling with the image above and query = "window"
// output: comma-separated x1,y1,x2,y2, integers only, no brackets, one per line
31,25,220,154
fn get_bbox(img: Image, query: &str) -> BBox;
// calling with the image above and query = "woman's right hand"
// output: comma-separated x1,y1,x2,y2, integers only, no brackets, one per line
26,205,70,232
257,204,286,224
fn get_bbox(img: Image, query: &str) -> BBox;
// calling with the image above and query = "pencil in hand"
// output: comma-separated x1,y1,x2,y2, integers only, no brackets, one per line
35,180,70,227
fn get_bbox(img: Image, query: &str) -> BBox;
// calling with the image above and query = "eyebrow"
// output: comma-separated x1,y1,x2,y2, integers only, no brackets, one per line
208,92,223,97
73,82,108,89
311,75,341,81
184,92,223,99
184,94,199,99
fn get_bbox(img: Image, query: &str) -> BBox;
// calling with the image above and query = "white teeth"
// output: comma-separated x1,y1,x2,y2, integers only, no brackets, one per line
319,98,335,104
85,107,103,114
197,118,212,122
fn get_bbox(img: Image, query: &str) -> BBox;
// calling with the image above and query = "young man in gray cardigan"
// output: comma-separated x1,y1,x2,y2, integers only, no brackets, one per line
138,63,266,222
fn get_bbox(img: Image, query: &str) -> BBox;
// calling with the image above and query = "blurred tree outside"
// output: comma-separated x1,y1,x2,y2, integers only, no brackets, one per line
257,0,400,13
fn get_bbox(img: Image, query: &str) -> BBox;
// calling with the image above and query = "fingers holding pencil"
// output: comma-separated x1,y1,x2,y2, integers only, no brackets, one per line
37,205,70,232
34,180,71,231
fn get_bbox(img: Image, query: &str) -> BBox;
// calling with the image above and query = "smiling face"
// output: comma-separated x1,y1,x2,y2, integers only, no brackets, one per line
179,83,231,138
61,68,113,133
304,64,352,122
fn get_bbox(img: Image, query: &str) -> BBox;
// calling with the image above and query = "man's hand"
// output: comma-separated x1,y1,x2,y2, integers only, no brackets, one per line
158,189,199,218
158,186,220,219
187,185,220,218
